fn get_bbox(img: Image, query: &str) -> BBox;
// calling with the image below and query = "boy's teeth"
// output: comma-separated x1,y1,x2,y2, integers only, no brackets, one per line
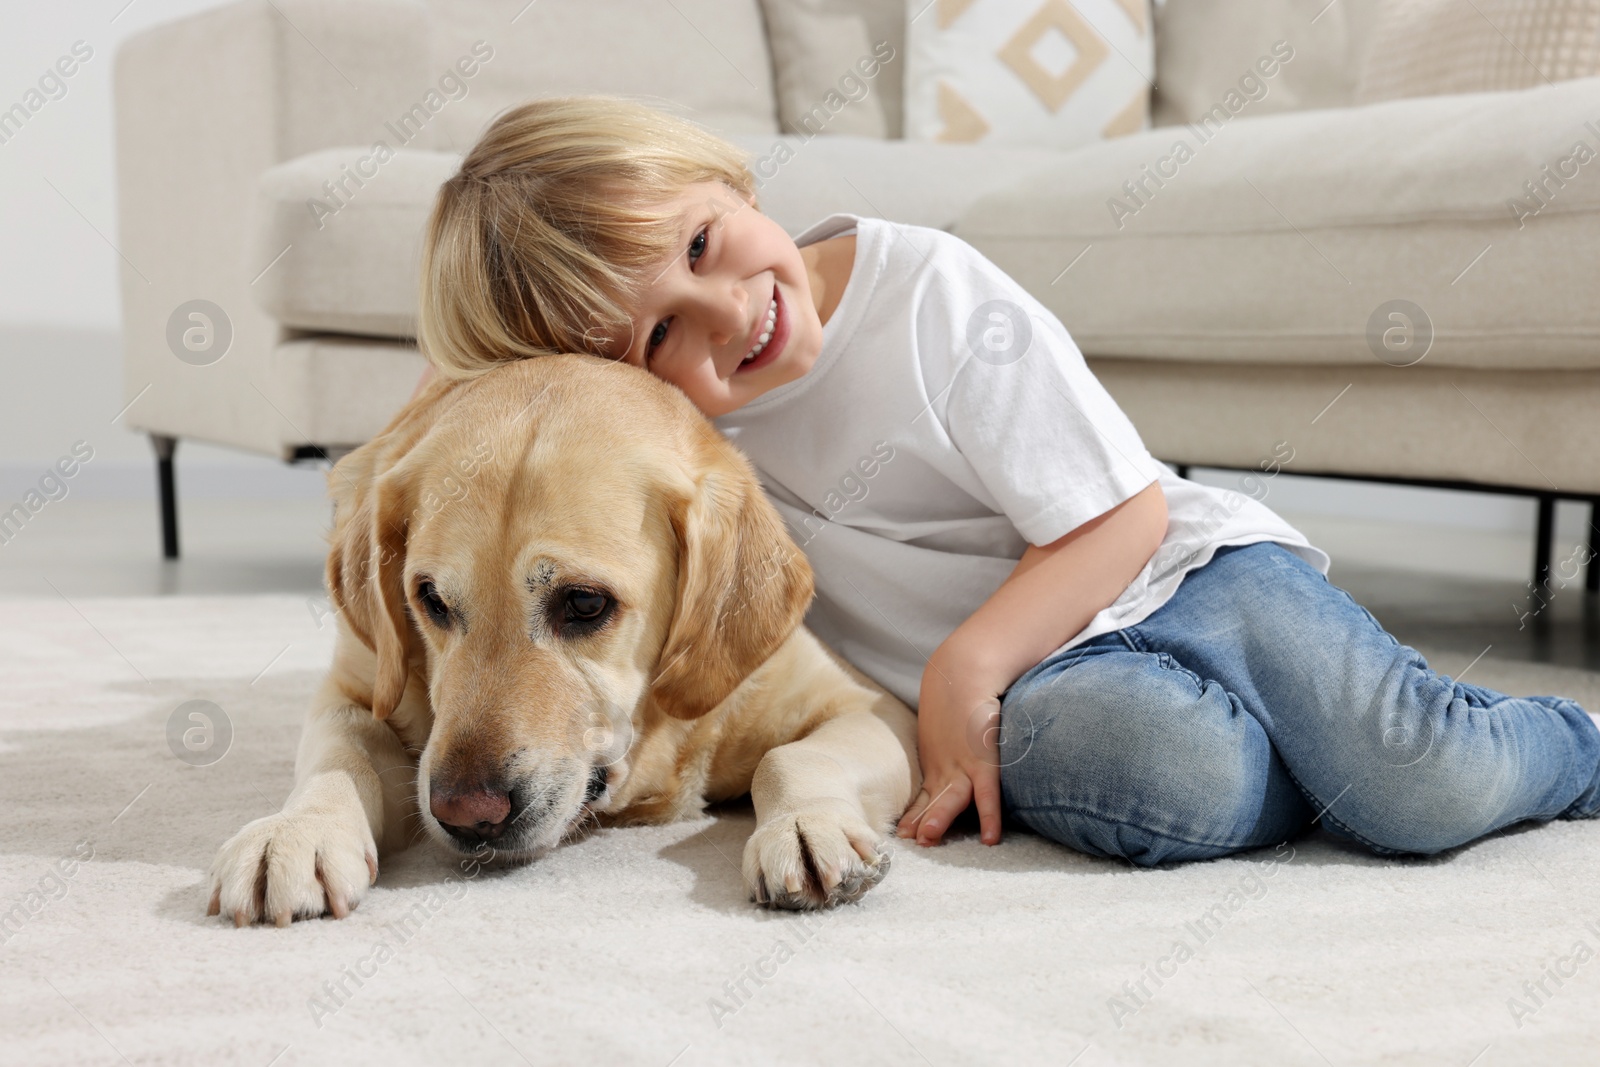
742,296,779,365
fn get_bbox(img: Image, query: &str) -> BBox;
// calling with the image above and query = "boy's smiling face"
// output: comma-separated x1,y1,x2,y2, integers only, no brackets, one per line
608,180,828,418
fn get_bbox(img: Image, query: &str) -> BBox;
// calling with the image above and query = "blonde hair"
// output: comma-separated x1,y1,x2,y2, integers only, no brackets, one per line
416,95,758,379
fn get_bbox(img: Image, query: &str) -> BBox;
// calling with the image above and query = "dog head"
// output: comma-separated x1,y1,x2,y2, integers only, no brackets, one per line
325,355,813,859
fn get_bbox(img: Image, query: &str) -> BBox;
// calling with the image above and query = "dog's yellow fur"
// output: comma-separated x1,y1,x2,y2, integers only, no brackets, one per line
208,355,920,924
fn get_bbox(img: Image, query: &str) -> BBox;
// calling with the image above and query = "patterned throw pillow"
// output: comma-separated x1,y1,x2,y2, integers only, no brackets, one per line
1358,0,1600,103
903,0,1154,148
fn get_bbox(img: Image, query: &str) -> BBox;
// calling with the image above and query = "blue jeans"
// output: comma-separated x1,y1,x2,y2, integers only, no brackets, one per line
997,542,1600,865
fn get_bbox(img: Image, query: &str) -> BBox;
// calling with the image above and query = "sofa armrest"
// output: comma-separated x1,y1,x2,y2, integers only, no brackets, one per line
114,0,430,459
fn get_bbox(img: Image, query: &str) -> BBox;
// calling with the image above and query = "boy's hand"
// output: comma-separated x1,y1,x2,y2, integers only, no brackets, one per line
893,485,1172,850
896,672,1004,847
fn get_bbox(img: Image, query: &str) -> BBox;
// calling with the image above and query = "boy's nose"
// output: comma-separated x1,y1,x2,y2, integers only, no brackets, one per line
706,287,752,347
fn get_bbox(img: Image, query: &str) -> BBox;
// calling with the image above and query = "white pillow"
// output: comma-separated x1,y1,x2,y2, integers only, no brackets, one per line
904,0,1154,148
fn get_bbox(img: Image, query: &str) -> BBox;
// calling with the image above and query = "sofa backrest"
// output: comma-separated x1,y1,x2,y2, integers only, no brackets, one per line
421,0,779,152
754,1,1384,145
409,0,1389,156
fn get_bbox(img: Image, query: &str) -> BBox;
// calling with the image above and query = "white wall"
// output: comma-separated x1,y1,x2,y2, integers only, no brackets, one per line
1,0,236,332
0,0,326,500
0,1,1585,543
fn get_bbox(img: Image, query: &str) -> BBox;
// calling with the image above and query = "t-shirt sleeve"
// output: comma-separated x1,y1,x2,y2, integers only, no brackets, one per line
932,240,1165,547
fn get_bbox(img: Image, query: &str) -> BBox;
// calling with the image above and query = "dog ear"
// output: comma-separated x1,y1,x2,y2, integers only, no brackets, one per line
325,461,419,722
648,443,814,721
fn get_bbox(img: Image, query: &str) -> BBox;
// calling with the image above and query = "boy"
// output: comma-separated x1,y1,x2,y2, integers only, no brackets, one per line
412,96,1600,865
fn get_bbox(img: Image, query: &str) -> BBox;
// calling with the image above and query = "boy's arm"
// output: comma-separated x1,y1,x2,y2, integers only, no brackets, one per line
898,478,1169,847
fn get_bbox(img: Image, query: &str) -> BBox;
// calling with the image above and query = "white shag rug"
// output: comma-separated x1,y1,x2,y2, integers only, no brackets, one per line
3,594,1600,1066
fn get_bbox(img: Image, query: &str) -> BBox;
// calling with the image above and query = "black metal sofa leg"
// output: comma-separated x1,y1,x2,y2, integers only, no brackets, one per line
1588,501,1599,595
151,433,179,560
1534,494,1554,587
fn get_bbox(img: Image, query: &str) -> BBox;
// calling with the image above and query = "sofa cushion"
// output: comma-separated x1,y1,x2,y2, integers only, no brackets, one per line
270,336,429,450
249,136,1071,338
249,147,457,340
736,132,1072,237
957,75,1600,370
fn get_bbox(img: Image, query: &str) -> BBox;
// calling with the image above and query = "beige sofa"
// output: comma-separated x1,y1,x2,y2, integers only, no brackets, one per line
113,0,1599,589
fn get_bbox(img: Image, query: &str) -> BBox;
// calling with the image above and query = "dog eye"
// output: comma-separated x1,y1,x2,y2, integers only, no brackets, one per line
563,589,611,627
416,580,451,628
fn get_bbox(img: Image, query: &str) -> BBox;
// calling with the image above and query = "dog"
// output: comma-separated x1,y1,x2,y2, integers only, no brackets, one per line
207,354,921,925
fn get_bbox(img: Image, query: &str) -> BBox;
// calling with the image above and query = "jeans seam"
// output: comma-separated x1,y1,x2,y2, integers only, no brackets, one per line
1554,697,1600,819
1153,653,1206,694
1328,582,1400,651
1007,801,1278,855
1269,756,1414,856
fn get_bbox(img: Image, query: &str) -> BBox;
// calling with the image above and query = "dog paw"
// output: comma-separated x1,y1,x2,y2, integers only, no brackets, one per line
742,799,892,910
208,807,377,927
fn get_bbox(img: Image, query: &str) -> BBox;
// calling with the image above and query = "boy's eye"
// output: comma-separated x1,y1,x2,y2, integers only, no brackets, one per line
647,320,670,355
645,226,710,361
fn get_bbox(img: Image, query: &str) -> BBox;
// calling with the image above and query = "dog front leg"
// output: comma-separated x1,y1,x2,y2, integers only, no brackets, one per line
743,697,920,910
208,674,415,926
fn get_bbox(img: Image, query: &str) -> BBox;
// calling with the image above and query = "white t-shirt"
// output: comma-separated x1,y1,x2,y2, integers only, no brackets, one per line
712,212,1329,710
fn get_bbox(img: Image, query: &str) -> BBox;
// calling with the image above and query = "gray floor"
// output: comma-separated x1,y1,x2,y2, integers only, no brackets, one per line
0,496,335,601
3,492,1596,675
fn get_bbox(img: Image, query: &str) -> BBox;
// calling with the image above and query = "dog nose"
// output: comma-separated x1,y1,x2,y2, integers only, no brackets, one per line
430,782,512,842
